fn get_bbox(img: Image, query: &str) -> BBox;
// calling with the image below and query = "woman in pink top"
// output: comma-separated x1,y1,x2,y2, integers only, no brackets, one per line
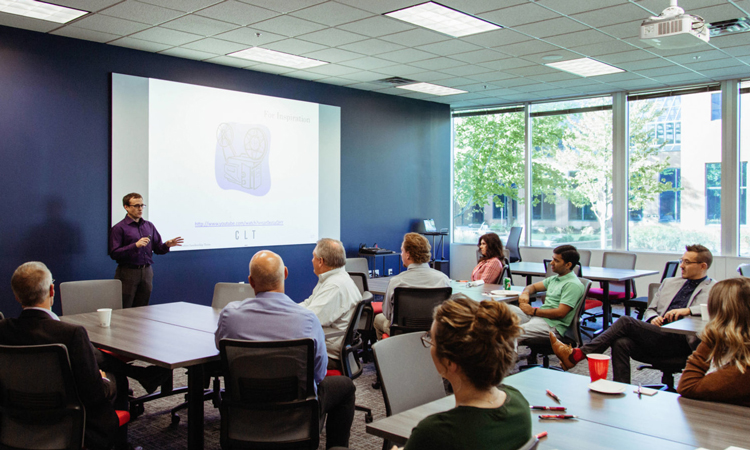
471,233,505,284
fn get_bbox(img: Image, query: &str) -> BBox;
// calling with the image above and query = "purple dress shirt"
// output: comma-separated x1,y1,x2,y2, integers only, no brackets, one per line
109,215,170,266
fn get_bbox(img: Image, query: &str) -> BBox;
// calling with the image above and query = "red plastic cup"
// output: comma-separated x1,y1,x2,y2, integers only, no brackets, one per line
587,353,610,382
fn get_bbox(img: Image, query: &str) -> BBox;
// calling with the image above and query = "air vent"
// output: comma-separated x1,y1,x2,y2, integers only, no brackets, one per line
708,17,750,37
374,77,417,86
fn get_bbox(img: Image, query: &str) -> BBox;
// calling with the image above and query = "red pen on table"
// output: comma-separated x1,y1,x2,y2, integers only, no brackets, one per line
539,414,577,420
535,431,548,439
530,406,566,411
546,389,561,403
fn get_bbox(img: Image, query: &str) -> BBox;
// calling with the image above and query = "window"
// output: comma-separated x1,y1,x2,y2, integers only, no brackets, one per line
706,162,747,225
711,93,721,121
628,90,721,253
530,97,613,248
453,109,526,244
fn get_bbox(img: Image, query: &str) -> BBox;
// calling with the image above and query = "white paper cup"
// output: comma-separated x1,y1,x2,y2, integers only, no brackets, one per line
97,308,112,327
700,304,710,321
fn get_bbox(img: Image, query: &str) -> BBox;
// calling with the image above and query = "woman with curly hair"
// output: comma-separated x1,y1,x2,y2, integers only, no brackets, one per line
397,294,531,450
471,232,505,284
677,277,750,406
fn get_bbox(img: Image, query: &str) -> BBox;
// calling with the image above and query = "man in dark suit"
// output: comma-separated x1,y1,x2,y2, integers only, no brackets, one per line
0,262,119,450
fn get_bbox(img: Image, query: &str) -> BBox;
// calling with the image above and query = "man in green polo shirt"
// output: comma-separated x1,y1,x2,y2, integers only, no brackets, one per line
508,245,584,342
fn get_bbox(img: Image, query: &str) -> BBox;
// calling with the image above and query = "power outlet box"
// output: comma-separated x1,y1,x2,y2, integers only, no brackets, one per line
374,269,380,276
388,268,393,276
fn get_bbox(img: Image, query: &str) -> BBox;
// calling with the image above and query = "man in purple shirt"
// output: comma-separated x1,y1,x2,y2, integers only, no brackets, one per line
215,250,355,449
109,193,183,308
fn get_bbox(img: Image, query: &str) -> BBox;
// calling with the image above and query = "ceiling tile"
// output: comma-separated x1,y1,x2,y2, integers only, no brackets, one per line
264,38,328,54
0,13,61,32
336,38,405,55
213,27,285,46
284,70,330,80
54,0,122,12
650,73,710,84
698,66,750,79
409,57,466,71
415,39,482,56
596,20,646,40
130,26,203,45
333,0,416,14
343,81,384,91
296,27,367,46
684,58,745,72
406,71,456,83
710,33,750,48
514,17,589,39
108,37,172,51
203,55,256,67
373,64,432,77
159,46,216,59
299,63,360,76
236,0,326,14
459,28,529,47
635,66,694,77
439,64,494,77
182,37,248,54
505,64,560,77
570,39,636,57
723,46,750,58
597,49,660,64
479,57,535,71
441,0,527,15
636,0,729,15
480,3,560,28
527,72,582,83
449,48,506,64
573,4,652,28
99,1,184,25
603,79,666,90
289,2,372,27
544,29,613,48
376,47,438,64
379,28,449,47
72,13,151,35
339,56,397,70
161,14,237,36
51,26,119,42
520,49,584,64
195,1,278,26
667,49,734,65
138,0,222,13
468,71,519,83
246,62,296,74
337,71,386,83
251,15,327,37
493,39,562,57
337,15,414,37
618,58,672,71
301,47,363,63
532,0,624,16
690,4,748,22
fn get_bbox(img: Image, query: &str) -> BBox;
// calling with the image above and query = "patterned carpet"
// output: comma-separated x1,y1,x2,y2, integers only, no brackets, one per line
126,305,670,450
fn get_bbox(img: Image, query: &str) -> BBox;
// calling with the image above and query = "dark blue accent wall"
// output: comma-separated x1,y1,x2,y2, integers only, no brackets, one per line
0,25,451,317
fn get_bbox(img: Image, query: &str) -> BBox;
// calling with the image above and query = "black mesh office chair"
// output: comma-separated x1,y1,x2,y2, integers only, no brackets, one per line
623,261,679,319
219,338,319,450
389,287,453,336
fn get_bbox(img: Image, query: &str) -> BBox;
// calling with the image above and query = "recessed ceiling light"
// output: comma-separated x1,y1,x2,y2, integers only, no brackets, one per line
396,82,467,96
228,47,328,69
385,2,501,38
542,54,563,61
545,58,623,77
0,0,87,23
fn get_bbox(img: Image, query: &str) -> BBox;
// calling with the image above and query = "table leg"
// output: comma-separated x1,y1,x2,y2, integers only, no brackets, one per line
187,363,205,450
602,282,611,331
526,275,533,285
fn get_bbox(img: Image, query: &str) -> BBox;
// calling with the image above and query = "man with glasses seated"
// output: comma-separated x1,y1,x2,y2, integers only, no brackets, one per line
109,192,183,308
552,244,716,383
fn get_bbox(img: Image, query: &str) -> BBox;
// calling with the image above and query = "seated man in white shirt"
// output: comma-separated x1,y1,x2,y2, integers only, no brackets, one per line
301,238,361,370
373,232,451,339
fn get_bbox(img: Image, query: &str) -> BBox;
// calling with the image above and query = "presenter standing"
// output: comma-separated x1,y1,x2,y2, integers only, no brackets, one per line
109,193,183,308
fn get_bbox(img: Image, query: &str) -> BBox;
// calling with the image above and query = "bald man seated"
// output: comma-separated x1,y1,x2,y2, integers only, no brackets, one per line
214,251,356,450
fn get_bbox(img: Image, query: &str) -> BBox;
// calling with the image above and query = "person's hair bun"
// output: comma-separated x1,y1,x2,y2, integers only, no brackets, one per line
473,300,520,343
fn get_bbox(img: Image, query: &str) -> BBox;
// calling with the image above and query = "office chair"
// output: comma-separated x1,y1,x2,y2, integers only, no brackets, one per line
59,279,122,315
506,227,523,263
738,263,750,277
521,279,592,370
585,252,638,329
577,249,592,267
219,338,319,450
623,261,679,319
325,295,374,423
388,287,453,336
0,343,131,450
211,282,255,310
345,257,370,277
348,272,376,361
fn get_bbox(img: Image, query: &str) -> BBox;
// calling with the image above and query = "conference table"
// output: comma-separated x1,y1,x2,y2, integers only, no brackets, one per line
366,367,750,449
367,277,523,303
510,262,659,330
662,315,706,336
61,301,343,450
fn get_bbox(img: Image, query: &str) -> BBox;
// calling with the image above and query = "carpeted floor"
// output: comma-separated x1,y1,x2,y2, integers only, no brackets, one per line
125,305,671,450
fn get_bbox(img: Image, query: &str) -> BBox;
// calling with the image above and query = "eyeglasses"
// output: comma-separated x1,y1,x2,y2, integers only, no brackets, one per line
420,332,433,348
679,259,701,266
128,204,146,209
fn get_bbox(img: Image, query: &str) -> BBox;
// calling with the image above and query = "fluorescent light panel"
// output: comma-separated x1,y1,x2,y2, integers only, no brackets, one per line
385,2,500,38
545,58,623,77
397,82,466,96
0,0,87,23
228,47,328,69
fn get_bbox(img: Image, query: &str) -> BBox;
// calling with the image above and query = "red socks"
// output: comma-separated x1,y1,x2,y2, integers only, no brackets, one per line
572,348,585,363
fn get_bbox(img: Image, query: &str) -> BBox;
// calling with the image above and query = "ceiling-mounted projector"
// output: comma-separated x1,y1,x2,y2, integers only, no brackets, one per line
640,0,709,49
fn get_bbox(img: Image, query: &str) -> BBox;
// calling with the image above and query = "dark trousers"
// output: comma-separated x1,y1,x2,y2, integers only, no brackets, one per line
115,265,153,308
580,316,693,383
318,376,356,449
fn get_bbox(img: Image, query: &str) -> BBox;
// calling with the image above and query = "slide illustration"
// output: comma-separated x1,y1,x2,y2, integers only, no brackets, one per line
215,122,271,196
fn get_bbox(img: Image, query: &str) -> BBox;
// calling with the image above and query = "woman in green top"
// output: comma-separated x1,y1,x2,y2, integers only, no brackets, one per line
396,294,532,450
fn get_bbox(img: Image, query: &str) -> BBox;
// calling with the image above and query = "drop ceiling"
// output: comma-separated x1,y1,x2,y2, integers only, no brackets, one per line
2,0,749,109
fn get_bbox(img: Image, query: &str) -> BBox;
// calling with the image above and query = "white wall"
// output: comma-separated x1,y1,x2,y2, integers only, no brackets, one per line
450,243,747,294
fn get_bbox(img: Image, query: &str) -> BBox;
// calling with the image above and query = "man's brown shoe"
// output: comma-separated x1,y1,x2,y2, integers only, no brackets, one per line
549,332,576,371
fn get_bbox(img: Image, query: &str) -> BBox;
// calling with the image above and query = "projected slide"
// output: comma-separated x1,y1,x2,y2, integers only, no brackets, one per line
112,74,341,252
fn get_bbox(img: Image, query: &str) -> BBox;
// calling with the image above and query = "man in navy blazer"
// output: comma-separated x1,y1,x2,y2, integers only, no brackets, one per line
551,244,716,383
0,262,119,450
